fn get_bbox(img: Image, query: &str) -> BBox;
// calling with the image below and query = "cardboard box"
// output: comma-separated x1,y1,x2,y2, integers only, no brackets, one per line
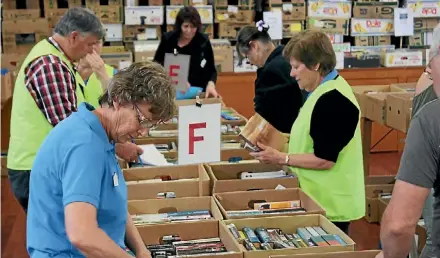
136,220,243,258
390,82,416,92
214,188,325,219
378,195,390,223
222,215,355,258
3,0,41,20
128,196,224,220
218,23,247,39
212,41,234,73
308,0,352,19
270,250,381,258
307,18,350,35
124,25,162,41
90,5,122,23
414,17,440,32
123,164,211,200
270,1,306,21
364,175,395,223
215,6,254,24
386,93,415,133
381,50,424,67
2,19,50,53
86,0,122,7
351,18,394,36
409,32,433,46
354,36,391,46
407,1,440,18
352,1,398,19
364,92,407,125
282,22,304,38
100,52,133,70
206,162,298,193
352,85,403,118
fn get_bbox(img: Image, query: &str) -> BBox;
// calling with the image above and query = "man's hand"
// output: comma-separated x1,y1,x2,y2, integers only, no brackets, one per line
205,81,219,98
115,142,143,162
85,50,105,74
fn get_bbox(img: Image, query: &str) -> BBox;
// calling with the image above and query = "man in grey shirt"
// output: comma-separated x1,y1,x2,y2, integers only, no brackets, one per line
377,38,440,258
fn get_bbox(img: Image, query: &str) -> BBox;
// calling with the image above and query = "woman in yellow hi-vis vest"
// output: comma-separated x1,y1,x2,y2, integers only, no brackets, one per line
77,39,117,108
249,30,365,235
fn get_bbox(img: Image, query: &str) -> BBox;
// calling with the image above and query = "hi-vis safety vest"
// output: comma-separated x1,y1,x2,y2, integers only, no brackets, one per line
84,64,115,108
288,76,366,222
8,39,86,170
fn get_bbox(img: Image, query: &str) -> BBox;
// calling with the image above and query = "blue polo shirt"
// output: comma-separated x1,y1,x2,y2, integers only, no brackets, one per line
27,102,128,257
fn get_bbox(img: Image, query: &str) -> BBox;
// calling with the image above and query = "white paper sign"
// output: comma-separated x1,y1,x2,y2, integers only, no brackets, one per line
164,53,190,92
394,8,414,36
263,11,283,40
178,103,221,165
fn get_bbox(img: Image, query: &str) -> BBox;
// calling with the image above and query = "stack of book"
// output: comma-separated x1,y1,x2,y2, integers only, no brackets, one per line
226,200,306,217
227,224,347,249
131,210,213,225
146,237,230,258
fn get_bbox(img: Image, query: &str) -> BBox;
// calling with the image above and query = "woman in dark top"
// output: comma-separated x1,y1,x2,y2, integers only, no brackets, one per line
249,31,365,234
153,6,218,98
235,21,303,133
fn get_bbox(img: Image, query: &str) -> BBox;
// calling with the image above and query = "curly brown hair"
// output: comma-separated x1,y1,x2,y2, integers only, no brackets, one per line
99,61,176,122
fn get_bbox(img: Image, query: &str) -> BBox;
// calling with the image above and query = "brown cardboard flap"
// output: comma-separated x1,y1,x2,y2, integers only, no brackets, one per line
136,220,243,258
270,250,381,258
128,196,224,220
221,215,355,258
214,188,325,219
386,93,414,133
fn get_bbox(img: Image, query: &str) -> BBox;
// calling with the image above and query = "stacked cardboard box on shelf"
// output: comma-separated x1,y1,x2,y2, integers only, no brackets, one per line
268,0,305,38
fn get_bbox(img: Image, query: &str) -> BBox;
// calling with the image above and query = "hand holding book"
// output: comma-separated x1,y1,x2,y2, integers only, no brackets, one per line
249,142,287,165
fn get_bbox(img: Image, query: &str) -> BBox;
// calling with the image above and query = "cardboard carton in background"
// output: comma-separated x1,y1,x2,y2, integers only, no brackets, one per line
270,250,381,258
214,188,326,219
364,175,395,223
205,162,298,193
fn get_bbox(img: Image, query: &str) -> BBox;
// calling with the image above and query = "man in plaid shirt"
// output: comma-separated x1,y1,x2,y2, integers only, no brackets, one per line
7,7,143,213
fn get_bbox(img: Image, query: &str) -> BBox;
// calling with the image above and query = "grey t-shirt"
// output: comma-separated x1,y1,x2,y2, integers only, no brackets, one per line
396,99,440,249
412,84,437,117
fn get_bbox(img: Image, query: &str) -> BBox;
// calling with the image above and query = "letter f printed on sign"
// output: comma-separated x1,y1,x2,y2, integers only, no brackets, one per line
188,123,207,154
169,64,180,85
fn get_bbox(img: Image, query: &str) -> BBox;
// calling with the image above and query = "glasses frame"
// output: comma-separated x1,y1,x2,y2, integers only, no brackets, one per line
132,104,159,129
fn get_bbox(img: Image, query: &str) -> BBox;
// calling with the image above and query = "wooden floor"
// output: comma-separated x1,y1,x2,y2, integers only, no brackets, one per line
1,152,402,257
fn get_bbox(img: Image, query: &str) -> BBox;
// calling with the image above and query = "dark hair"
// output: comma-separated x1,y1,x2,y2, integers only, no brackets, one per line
283,30,336,76
236,23,271,61
174,6,202,34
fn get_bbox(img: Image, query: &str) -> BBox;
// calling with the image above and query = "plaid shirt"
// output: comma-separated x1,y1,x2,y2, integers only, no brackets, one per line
25,37,81,127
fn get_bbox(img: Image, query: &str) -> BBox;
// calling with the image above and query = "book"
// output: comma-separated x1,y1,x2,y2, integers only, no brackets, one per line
239,113,288,152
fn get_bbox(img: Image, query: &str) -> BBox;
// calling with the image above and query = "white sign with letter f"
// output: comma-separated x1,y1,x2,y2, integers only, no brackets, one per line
178,99,221,165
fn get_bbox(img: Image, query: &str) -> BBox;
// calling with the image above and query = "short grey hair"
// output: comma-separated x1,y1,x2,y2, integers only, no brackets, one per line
54,7,105,39
428,23,440,65
99,62,176,122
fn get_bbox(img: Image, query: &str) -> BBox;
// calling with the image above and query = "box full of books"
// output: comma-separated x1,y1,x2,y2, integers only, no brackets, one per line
222,215,355,258
270,250,381,258
129,196,224,226
205,162,298,194
123,164,211,200
214,189,325,219
132,220,243,258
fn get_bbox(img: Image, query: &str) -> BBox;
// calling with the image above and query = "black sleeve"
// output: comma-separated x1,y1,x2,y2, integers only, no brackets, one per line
310,89,359,163
256,59,294,94
153,37,168,66
203,40,218,84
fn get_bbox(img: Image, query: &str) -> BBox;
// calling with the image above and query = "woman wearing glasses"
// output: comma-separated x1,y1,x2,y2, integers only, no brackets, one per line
235,21,304,133
26,62,176,257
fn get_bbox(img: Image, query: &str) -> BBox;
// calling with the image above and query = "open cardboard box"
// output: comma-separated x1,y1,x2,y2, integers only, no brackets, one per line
389,82,416,92
364,176,395,223
214,188,325,219
205,162,298,193
123,164,210,200
270,250,381,258
364,92,415,125
352,85,395,117
128,196,224,221
136,220,243,258
221,215,355,258
378,195,391,223
385,92,415,133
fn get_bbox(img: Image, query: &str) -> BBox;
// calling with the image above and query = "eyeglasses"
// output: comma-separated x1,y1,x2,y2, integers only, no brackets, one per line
133,104,158,129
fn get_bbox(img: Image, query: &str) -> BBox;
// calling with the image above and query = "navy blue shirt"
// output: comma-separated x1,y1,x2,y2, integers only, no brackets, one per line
27,102,128,257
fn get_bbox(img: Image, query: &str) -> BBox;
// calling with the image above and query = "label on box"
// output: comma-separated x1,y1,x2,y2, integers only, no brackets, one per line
351,45,395,53
351,18,394,36
308,1,352,18
103,24,123,42
407,1,440,18
307,18,350,35
125,6,164,25
384,51,423,67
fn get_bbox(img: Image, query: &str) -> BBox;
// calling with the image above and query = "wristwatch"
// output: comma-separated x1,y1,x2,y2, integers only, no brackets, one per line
284,154,290,165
